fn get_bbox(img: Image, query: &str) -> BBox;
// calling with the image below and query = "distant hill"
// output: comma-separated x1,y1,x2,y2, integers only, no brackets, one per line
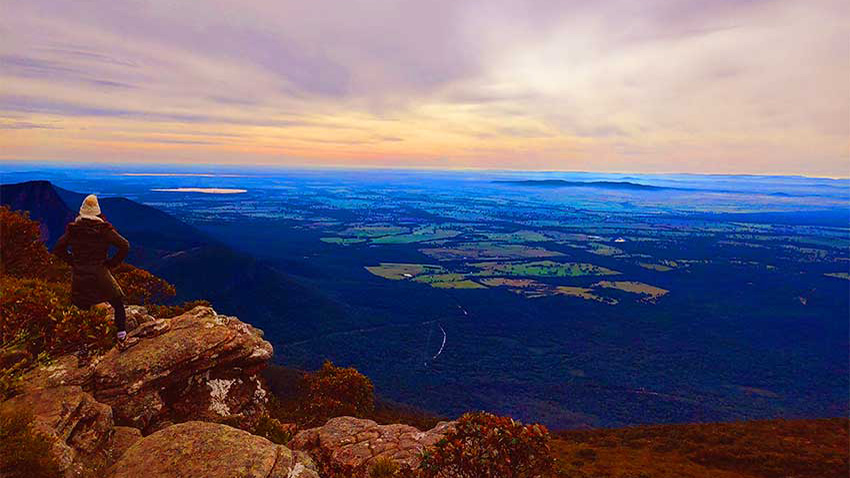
493,179,667,190
0,180,347,345
0,180,76,244
55,186,206,257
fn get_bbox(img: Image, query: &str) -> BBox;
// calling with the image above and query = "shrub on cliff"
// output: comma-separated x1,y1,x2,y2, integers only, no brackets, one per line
0,206,69,282
0,402,64,478
419,412,554,478
146,299,211,319
300,360,375,427
112,263,176,305
0,276,114,357
0,206,178,358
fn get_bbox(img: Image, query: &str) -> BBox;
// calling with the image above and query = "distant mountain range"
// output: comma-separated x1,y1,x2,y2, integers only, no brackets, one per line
493,179,667,190
0,180,347,346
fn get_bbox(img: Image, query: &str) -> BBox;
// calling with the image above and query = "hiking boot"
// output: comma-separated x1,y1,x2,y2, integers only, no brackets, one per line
118,336,139,351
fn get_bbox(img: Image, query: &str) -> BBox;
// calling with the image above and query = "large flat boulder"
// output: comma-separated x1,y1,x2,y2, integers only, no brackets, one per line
107,421,319,478
92,306,273,431
291,416,455,474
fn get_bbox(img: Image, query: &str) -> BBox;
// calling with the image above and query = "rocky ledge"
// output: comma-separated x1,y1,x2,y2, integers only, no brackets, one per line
92,305,272,431
291,416,455,474
4,305,288,477
21,305,272,433
4,305,457,478
108,421,318,478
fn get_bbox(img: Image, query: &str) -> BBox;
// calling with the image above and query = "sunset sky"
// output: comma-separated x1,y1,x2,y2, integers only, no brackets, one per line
1,0,847,176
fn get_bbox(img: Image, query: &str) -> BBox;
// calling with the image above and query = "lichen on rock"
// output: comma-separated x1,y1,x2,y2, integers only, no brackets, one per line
106,421,319,478
291,416,456,474
2,305,285,477
92,306,273,431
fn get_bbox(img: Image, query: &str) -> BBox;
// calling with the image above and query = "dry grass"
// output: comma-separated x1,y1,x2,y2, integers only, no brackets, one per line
551,418,849,478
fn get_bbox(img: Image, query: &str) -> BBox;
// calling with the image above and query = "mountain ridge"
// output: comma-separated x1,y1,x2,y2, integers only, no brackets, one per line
0,180,348,345
493,179,668,190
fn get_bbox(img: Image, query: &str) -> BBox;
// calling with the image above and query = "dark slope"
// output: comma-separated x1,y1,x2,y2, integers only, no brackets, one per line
151,245,348,342
0,180,347,344
493,179,667,190
0,180,76,244
54,186,207,259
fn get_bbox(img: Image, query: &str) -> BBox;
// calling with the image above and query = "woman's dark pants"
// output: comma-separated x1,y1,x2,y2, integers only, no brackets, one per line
108,298,127,333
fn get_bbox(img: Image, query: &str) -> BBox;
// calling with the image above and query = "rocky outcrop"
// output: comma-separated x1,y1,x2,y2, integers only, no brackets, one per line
4,305,280,477
92,306,273,431
107,421,319,478
291,416,455,473
1,385,140,477
17,354,93,393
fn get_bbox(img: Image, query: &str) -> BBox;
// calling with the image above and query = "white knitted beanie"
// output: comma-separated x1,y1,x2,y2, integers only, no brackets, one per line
78,194,102,218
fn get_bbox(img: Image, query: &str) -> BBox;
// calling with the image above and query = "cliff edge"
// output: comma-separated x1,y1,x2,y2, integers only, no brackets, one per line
3,305,319,478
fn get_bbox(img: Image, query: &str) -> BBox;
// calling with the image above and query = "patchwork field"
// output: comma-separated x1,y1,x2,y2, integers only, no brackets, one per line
320,237,367,245
594,280,669,302
371,226,461,244
638,262,674,271
479,230,551,242
470,260,620,277
420,242,564,261
555,286,619,304
364,263,446,280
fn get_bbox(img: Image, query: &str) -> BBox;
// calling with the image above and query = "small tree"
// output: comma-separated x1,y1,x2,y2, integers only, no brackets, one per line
419,412,554,478
301,360,375,427
0,206,68,281
112,263,176,305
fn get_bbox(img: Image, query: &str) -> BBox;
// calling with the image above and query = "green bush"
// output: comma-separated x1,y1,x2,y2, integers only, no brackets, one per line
419,412,554,478
369,457,401,478
252,412,295,445
0,336,50,400
0,402,64,478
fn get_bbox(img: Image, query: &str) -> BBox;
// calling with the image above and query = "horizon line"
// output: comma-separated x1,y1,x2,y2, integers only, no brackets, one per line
0,159,847,181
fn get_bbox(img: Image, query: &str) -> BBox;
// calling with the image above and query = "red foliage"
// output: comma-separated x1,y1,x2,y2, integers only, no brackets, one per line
0,277,113,356
300,360,375,427
0,206,69,281
145,300,211,319
419,412,554,478
112,263,176,305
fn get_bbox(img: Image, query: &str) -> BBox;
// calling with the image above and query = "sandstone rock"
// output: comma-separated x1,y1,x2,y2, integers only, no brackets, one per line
2,385,139,477
107,426,144,464
291,416,455,473
107,421,319,478
19,354,94,393
92,306,273,431
125,305,156,331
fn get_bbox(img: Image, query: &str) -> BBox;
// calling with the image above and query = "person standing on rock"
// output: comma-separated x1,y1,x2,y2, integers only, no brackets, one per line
53,194,134,349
